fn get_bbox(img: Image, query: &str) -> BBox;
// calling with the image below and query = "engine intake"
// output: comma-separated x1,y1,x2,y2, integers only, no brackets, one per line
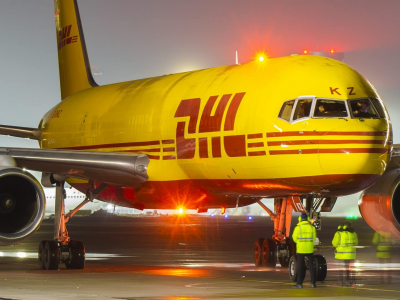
359,155,400,238
0,167,45,246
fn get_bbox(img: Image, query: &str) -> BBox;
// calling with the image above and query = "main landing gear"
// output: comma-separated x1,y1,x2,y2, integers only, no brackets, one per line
254,197,333,282
38,181,107,270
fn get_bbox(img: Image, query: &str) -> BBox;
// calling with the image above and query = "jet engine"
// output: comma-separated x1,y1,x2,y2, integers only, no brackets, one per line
0,167,46,246
359,154,400,239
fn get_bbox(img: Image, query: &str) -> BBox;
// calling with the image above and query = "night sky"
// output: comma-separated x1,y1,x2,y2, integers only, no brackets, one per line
1,0,399,216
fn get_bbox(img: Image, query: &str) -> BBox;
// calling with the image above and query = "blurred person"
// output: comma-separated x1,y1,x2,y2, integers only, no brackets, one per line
292,212,317,289
353,101,371,118
332,221,358,286
373,231,394,284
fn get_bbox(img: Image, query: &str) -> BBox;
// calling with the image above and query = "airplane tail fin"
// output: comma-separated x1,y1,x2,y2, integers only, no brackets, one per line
54,0,97,100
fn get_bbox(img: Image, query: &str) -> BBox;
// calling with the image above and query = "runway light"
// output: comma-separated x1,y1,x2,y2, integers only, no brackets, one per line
248,216,253,220
346,215,358,220
330,49,335,54
17,252,27,258
178,207,184,215
210,214,215,217
224,214,229,218
303,50,308,54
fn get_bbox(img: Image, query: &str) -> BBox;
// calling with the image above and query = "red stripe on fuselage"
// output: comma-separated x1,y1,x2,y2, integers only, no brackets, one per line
59,140,160,150
269,148,388,155
267,131,387,138
267,140,387,146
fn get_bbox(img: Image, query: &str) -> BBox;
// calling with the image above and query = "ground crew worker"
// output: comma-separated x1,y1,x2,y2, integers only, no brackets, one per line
373,231,394,283
292,212,317,288
332,221,358,285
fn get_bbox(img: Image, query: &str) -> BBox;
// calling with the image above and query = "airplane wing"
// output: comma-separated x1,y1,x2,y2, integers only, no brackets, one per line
0,125,149,189
392,144,400,156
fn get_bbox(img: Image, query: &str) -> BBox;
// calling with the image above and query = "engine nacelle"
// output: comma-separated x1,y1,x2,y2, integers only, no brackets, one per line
359,155,400,238
0,167,46,246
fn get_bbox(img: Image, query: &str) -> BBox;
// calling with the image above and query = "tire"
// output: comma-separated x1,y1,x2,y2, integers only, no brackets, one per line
38,240,46,270
254,238,265,267
65,240,85,269
288,255,306,282
44,240,59,270
262,238,277,267
314,254,327,281
279,238,295,267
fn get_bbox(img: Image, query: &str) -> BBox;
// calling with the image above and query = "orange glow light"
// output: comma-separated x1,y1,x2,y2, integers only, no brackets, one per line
330,49,335,53
303,50,308,54
178,207,184,214
254,51,268,62
221,206,226,214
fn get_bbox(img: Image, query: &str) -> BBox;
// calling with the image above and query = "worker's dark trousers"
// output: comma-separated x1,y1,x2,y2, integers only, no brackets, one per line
339,259,354,284
296,253,315,285
379,258,392,284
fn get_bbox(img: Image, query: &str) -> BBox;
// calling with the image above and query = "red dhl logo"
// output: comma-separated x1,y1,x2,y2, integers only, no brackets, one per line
57,25,78,51
174,92,252,159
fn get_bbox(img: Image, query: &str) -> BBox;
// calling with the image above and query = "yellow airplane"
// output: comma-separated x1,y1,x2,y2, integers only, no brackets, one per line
0,0,395,280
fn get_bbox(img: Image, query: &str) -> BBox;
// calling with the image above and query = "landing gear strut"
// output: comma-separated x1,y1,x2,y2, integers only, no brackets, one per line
38,181,107,270
254,196,333,282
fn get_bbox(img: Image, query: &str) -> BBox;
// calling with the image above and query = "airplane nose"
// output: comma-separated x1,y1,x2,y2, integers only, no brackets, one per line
318,124,389,176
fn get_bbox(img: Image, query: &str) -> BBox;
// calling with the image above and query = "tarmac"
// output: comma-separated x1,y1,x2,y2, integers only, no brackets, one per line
1,213,400,300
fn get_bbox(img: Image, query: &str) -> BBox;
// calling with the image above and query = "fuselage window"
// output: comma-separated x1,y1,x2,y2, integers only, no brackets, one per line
278,100,295,121
314,99,348,118
369,98,386,118
293,99,313,121
349,99,378,119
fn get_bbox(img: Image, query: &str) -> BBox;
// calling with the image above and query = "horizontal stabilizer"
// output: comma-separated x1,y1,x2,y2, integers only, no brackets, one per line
0,125,41,140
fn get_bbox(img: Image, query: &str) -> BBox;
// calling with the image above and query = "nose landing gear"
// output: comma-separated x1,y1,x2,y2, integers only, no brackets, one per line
254,196,333,281
38,181,107,270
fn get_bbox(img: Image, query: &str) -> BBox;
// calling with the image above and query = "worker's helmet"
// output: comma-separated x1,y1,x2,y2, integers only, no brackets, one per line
301,213,308,221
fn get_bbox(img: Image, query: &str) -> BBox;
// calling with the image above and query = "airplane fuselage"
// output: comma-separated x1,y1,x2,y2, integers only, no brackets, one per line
39,55,391,209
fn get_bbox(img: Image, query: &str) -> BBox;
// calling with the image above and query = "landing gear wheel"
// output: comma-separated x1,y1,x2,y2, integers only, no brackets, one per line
262,238,277,267
313,254,327,281
38,240,46,270
288,255,306,282
65,240,85,269
254,238,265,267
44,240,59,270
279,238,295,267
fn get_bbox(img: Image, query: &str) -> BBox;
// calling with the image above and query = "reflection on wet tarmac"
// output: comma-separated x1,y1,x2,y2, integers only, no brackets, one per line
0,251,135,260
144,268,209,277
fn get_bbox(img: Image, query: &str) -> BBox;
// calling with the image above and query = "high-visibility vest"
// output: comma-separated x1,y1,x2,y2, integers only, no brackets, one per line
373,232,393,259
332,230,357,260
292,221,316,254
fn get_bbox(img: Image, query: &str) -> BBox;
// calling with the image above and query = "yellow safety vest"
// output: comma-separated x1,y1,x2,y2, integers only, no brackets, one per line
373,232,393,259
292,221,316,254
332,230,357,260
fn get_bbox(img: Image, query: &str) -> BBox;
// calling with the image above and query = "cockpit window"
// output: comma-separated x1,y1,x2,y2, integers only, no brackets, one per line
349,99,378,118
293,99,313,121
314,99,348,117
278,100,295,121
369,98,386,118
